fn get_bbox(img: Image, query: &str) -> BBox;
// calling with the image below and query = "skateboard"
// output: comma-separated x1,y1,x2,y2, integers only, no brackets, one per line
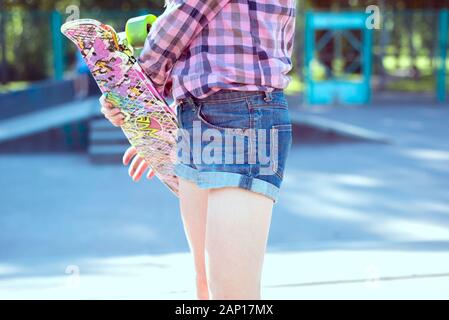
61,16,179,196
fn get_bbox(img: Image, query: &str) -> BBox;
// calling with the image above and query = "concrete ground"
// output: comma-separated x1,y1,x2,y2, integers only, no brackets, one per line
0,101,449,299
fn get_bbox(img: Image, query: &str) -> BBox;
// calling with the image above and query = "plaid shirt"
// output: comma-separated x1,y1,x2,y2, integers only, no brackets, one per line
138,0,296,101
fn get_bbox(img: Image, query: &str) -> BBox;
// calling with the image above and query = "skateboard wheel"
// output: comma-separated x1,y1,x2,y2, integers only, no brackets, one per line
126,14,158,48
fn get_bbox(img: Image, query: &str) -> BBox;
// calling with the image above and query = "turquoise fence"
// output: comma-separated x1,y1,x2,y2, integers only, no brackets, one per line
304,11,373,105
437,9,448,102
297,8,449,103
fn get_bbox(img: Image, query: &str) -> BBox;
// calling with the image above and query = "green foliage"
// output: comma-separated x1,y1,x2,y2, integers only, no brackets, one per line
3,10,52,81
386,75,449,92
1,1,166,82
0,81,29,93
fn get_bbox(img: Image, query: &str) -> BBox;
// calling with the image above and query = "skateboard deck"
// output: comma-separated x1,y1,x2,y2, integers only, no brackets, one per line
61,19,179,195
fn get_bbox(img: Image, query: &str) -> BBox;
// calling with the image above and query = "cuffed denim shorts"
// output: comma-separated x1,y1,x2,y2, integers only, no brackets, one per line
175,88,292,202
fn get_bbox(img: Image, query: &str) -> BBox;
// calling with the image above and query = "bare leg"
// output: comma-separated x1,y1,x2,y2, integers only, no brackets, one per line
179,177,209,299
205,187,273,300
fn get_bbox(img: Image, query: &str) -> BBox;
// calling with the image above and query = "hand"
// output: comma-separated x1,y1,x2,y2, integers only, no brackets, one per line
123,146,155,182
99,94,125,127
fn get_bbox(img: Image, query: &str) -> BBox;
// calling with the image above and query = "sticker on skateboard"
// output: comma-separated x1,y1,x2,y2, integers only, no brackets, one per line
61,17,179,195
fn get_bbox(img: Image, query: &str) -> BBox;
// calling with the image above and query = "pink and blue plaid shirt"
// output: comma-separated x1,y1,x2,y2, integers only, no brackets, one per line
138,0,297,101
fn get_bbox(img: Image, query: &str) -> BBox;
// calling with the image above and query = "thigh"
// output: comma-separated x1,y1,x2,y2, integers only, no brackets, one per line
178,177,209,254
205,187,273,292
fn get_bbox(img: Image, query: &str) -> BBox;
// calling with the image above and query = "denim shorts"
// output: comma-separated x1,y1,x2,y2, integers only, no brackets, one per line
174,89,292,202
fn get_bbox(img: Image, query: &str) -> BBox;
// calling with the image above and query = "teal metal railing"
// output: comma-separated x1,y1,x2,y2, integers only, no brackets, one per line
437,9,448,102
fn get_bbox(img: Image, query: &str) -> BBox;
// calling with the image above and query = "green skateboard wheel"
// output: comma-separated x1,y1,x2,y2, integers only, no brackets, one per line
126,14,158,48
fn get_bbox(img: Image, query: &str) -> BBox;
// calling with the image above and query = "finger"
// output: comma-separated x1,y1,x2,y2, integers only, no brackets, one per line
107,112,124,120
101,104,121,115
107,114,125,126
128,156,144,178
133,161,149,182
123,147,138,165
107,107,122,116
147,169,155,179
107,119,124,127
104,101,113,109
104,111,121,119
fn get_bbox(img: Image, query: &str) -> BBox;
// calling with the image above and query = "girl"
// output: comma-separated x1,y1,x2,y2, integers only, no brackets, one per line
100,0,296,300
